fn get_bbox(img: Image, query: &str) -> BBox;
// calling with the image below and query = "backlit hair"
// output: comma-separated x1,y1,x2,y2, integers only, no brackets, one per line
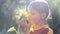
28,0,49,18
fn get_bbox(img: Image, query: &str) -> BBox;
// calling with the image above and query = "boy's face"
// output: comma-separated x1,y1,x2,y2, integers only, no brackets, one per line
28,7,46,24
28,7,41,24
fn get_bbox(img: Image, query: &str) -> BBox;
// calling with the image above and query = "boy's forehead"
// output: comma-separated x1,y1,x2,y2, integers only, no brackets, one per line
28,6,33,12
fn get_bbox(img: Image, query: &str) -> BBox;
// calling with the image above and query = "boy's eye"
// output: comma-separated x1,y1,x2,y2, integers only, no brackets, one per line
31,13,35,15
30,11,35,15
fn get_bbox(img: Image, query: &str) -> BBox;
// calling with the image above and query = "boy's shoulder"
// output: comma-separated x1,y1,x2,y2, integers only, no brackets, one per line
30,28,48,34
30,25,53,34
41,25,53,34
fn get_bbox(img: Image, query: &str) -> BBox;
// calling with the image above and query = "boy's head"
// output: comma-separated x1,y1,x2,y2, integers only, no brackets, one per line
28,1,49,22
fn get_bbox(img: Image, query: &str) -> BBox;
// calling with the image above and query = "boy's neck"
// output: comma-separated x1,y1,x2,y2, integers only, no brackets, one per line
37,20,48,26
33,20,48,30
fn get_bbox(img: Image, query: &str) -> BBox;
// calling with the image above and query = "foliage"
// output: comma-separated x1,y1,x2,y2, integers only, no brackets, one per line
47,0,60,34
0,0,60,34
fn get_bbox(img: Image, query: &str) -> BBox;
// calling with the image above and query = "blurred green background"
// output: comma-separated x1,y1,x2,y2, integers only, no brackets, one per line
0,0,60,34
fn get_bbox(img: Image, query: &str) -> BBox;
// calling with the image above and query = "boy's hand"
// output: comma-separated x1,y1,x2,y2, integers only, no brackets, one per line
18,17,30,28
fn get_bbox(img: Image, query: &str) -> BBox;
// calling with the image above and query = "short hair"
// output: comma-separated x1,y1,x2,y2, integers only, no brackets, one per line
28,0,49,18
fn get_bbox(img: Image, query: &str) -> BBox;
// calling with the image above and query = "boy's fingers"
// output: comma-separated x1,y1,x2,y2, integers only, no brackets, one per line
18,17,27,27
18,16,31,28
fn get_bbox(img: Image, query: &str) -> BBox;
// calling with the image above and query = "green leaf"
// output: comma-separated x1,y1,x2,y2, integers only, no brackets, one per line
7,26,16,32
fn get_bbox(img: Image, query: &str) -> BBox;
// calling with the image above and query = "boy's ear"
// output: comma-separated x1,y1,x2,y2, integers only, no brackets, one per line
41,13,46,20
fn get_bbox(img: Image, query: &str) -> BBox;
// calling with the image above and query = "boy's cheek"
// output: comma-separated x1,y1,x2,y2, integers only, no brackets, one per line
28,15,36,22
28,15,32,20
28,15,34,21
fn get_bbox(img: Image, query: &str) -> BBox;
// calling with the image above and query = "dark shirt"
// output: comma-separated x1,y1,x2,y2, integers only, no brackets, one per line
30,28,49,34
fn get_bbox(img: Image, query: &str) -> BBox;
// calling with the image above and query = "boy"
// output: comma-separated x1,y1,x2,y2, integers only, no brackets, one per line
18,0,53,34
